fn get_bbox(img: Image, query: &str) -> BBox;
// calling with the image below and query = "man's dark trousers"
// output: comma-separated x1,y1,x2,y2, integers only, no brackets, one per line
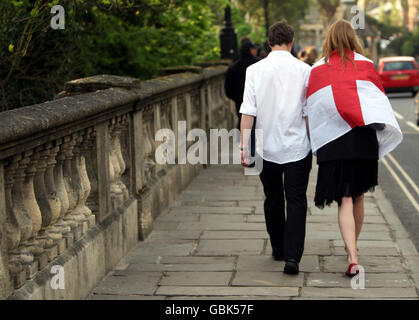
259,153,312,262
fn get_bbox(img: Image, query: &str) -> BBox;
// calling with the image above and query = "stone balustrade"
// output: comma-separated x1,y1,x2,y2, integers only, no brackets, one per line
0,64,235,299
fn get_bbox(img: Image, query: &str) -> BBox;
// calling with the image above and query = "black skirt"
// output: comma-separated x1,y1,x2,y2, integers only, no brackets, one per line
314,126,379,208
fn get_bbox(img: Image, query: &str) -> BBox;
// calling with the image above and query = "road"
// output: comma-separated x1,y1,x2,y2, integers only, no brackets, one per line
379,93,419,250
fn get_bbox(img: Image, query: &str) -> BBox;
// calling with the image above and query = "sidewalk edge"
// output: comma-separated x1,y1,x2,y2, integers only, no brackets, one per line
374,186,419,295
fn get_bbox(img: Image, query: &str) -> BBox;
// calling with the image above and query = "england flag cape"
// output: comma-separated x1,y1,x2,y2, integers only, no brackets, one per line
306,50,403,159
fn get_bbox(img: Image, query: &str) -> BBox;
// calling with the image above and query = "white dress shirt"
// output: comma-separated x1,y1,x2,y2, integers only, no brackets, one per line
239,50,311,164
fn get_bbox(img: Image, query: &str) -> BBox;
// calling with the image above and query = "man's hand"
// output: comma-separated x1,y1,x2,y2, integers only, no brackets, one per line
305,117,310,141
240,148,251,167
240,114,255,168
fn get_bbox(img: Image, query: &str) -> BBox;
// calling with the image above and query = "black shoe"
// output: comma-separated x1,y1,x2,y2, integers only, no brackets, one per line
284,259,299,274
272,252,284,261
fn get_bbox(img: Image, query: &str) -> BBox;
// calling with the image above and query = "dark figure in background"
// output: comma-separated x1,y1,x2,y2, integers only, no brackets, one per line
225,42,260,130
233,37,252,62
303,46,319,66
255,43,268,59
298,49,307,61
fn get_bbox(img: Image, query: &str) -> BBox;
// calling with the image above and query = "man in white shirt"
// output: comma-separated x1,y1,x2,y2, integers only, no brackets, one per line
239,21,312,275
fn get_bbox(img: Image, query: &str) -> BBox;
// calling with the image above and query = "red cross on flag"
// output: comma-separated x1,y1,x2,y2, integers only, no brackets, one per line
306,50,403,159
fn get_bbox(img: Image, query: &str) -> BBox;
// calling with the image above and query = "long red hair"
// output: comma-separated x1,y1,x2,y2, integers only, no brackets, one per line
322,19,364,67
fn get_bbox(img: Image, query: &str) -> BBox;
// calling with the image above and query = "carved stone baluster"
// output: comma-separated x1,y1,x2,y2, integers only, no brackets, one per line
62,134,84,241
32,146,59,263
33,146,53,231
44,142,62,225
120,114,131,195
109,119,124,208
8,153,38,286
143,110,156,184
55,139,69,219
62,136,77,217
85,130,99,215
76,129,94,227
53,139,73,249
22,150,46,265
13,154,33,243
114,116,129,201
68,133,90,236
131,110,145,194
42,142,67,255
4,157,25,288
4,158,21,252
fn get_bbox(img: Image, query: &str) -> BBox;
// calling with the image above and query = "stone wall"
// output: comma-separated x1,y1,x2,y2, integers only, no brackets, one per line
0,64,235,299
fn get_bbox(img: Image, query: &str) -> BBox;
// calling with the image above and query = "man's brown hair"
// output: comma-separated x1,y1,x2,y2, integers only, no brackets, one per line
268,21,294,47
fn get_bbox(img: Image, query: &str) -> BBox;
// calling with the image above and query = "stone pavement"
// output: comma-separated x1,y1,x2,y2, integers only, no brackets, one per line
88,163,419,300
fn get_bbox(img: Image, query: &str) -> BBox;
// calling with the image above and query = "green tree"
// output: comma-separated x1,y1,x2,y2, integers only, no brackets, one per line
386,28,419,57
317,0,341,27
235,0,310,36
0,0,227,110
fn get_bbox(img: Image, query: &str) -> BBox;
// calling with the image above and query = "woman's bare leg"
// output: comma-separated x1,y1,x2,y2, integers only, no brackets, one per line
353,194,365,241
338,197,358,264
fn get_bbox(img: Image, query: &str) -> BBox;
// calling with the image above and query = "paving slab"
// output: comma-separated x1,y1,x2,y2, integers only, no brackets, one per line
232,272,304,287
93,272,161,295
177,222,266,231
333,246,399,256
307,272,412,288
161,257,235,264
170,206,253,215
166,296,290,300
196,239,264,256
201,230,268,240
128,242,195,257
160,272,232,286
128,263,236,272
199,214,245,223
156,286,299,297
90,294,165,300
323,256,405,273
201,201,238,207
301,287,418,298
333,240,397,248
307,223,389,232
236,255,320,273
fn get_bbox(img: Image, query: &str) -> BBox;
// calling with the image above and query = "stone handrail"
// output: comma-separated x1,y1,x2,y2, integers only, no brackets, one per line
0,64,234,299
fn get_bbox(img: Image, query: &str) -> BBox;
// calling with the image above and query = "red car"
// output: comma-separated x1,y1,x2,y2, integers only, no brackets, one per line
378,56,419,96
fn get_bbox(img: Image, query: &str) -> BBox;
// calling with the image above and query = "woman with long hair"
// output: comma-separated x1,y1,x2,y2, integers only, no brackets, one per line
306,20,403,276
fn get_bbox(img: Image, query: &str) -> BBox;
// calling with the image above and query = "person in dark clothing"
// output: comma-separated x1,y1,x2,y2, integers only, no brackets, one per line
224,42,260,130
232,37,252,62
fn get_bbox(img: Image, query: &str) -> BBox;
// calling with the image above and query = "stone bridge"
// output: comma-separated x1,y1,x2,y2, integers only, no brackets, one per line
0,62,235,299
1,61,419,300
